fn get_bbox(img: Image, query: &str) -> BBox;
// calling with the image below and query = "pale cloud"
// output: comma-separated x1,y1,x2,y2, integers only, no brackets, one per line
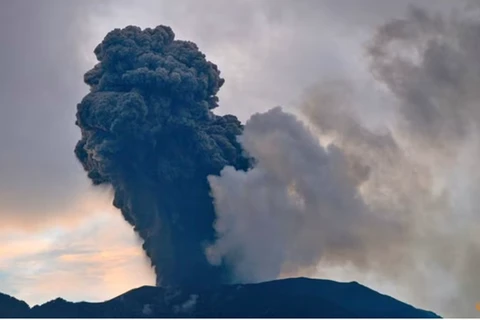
81,0,466,122
0,187,116,232
0,212,155,306
0,0,97,222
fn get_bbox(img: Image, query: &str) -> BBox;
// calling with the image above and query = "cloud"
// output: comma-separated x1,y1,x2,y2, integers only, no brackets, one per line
0,0,469,231
0,211,155,306
0,0,109,228
173,294,198,314
0,186,117,232
206,107,403,282
83,0,465,122
0,0,476,317
205,4,480,317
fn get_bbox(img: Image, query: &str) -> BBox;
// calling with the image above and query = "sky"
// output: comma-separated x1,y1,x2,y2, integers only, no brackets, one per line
0,0,478,317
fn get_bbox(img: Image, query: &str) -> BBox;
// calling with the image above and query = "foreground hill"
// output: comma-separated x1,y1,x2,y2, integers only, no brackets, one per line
0,277,440,318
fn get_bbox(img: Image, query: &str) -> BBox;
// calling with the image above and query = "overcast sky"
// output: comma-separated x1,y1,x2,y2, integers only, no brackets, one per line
0,0,474,316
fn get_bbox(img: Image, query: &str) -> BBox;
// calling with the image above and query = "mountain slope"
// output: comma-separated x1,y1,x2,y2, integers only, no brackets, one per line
1,278,440,318
0,292,30,318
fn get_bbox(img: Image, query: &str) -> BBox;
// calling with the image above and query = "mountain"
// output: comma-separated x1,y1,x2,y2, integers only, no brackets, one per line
0,292,30,317
0,277,440,318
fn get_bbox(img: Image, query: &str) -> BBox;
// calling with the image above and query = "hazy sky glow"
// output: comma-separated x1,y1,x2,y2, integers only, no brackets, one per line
0,0,478,317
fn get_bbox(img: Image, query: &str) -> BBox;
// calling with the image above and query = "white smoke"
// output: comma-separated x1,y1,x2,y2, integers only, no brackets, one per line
206,5,480,318
207,107,403,282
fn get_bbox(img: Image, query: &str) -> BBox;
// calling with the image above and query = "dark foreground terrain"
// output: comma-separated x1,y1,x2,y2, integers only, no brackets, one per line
0,277,440,318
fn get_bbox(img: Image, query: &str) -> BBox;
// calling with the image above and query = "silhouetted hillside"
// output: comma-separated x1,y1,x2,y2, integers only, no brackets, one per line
0,292,30,317
0,278,441,318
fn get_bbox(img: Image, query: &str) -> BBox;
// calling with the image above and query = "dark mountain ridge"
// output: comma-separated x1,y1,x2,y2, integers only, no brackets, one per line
0,277,440,318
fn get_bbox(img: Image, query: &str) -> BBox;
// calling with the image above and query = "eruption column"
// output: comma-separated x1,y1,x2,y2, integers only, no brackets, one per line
74,25,250,287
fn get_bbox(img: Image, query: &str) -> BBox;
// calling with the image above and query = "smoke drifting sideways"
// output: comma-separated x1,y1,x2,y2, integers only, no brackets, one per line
206,107,406,282
74,25,250,287
206,6,480,317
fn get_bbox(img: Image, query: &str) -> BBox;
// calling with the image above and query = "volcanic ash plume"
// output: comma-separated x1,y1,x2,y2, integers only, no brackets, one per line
74,25,250,287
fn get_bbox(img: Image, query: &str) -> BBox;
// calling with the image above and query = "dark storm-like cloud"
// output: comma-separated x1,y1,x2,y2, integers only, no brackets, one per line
74,25,250,287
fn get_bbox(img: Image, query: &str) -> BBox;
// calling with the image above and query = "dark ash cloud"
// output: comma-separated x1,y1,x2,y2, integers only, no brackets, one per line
74,25,250,287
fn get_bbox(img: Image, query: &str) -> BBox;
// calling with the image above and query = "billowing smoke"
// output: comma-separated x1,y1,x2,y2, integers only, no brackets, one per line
74,5,480,317
206,5,480,317
206,107,406,282
74,25,250,287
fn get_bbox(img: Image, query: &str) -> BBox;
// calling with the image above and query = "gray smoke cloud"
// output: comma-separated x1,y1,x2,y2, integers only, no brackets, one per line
206,5,480,317
206,107,404,282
